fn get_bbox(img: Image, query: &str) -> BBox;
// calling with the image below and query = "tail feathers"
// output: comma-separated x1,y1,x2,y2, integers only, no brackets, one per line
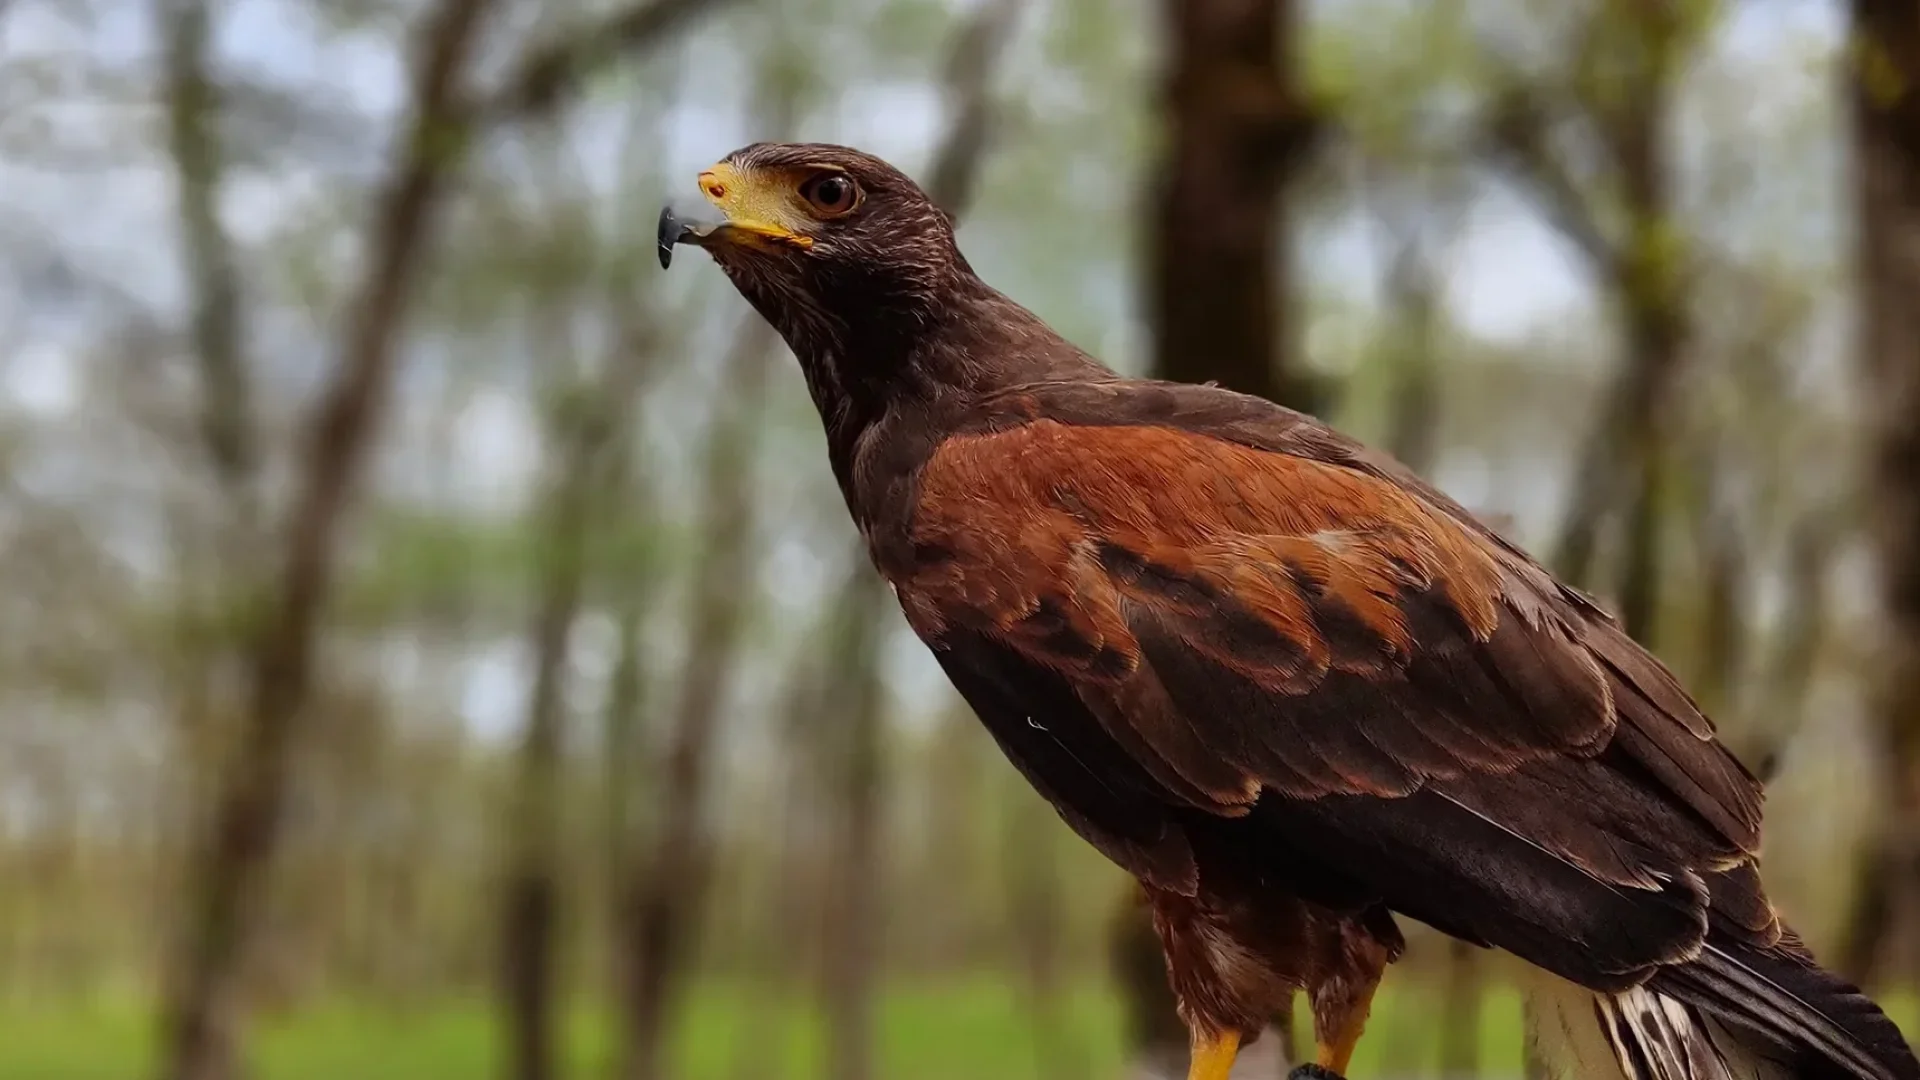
1594,987,1794,1080
1649,939,1920,1080
1526,937,1920,1080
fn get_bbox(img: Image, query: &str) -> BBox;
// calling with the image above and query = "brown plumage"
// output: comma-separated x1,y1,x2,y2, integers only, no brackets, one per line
660,141,1919,1080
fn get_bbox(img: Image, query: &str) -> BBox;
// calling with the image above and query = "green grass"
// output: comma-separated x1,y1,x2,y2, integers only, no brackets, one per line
0,978,1547,1080
0,979,1122,1080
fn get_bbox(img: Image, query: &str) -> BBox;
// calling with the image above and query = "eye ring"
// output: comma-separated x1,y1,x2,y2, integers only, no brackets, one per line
800,172,860,217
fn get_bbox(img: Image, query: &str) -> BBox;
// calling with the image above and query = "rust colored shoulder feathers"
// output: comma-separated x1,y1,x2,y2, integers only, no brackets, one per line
889,390,1773,987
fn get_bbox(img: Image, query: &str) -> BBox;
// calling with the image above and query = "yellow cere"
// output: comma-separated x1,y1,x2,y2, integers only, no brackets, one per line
694,162,821,249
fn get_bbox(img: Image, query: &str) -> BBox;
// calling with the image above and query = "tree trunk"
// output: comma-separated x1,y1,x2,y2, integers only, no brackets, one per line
1839,0,1920,986
500,340,637,1080
1483,3,1694,613
1111,884,1189,1078
1006,790,1082,1080
1560,5,1690,635
617,323,775,1080
1611,248,1686,647
1381,240,1441,478
1437,938,1484,1078
157,0,262,1014
1148,0,1321,412
602,598,647,942
156,3,494,1076
162,0,257,514
817,571,891,1080
1738,513,1839,781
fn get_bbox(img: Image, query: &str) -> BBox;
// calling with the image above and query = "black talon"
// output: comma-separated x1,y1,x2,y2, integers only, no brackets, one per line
1289,1066,1344,1080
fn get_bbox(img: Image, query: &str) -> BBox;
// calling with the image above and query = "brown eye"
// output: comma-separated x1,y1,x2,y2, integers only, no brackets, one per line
801,173,859,216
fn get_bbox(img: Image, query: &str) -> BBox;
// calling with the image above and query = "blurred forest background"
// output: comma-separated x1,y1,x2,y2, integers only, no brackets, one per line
0,0,1917,1078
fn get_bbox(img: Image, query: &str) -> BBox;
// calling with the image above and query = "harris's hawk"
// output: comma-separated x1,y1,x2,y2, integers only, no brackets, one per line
658,142,1919,1080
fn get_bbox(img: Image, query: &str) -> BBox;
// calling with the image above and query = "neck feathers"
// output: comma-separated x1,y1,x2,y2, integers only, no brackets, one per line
770,270,1110,451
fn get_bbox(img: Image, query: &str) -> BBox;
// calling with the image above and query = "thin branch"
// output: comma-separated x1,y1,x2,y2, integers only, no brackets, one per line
474,0,745,124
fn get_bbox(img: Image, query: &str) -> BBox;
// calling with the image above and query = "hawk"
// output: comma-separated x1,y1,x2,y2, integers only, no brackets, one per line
658,141,1918,1080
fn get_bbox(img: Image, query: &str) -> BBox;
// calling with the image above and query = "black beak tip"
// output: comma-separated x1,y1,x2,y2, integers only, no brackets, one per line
656,205,679,270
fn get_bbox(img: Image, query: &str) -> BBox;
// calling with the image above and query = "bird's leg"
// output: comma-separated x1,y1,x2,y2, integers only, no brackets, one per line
1302,928,1393,1080
1187,1028,1241,1080
1310,975,1377,1076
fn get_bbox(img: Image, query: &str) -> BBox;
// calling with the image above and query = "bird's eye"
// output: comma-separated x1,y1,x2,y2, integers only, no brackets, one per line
800,173,859,216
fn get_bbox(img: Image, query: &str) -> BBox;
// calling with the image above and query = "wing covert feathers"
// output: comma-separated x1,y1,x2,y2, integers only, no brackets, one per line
904,419,1618,799
899,409,1780,977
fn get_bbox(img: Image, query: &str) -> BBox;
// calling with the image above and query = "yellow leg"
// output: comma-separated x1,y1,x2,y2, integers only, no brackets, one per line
1189,1029,1241,1080
1315,979,1379,1076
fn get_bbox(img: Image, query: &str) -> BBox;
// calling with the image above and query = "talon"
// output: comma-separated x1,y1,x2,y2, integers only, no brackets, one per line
1290,1066,1345,1080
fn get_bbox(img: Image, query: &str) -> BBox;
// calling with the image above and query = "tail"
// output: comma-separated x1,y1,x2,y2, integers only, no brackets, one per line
1528,934,1919,1080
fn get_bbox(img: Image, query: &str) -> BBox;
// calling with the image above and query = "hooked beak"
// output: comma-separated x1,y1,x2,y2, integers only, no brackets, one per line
656,202,727,269
656,198,814,269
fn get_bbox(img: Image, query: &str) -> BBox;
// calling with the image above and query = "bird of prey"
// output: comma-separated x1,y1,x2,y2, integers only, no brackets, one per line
658,142,1919,1080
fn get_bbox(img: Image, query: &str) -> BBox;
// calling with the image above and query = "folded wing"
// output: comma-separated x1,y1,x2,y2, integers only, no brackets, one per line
897,400,1772,988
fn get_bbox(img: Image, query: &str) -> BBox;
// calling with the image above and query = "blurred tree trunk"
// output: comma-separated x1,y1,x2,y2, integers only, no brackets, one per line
156,2,496,1076
1112,886,1191,1077
1149,0,1323,413
163,0,257,518
602,593,648,937
1487,4,1701,640
1381,240,1441,477
1436,938,1482,1078
1007,789,1083,1080
1610,56,1687,647
500,317,646,1079
1737,513,1841,781
1130,2,1322,1072
1689,487,1745,720
815,570,891,1080
1565,9,1689,644
157,0,260,959
1839,0,1920,986
728,655,825,1080
618,321,776,1080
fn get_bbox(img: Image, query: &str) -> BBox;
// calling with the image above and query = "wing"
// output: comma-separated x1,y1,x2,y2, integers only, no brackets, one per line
895,384,1773,989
